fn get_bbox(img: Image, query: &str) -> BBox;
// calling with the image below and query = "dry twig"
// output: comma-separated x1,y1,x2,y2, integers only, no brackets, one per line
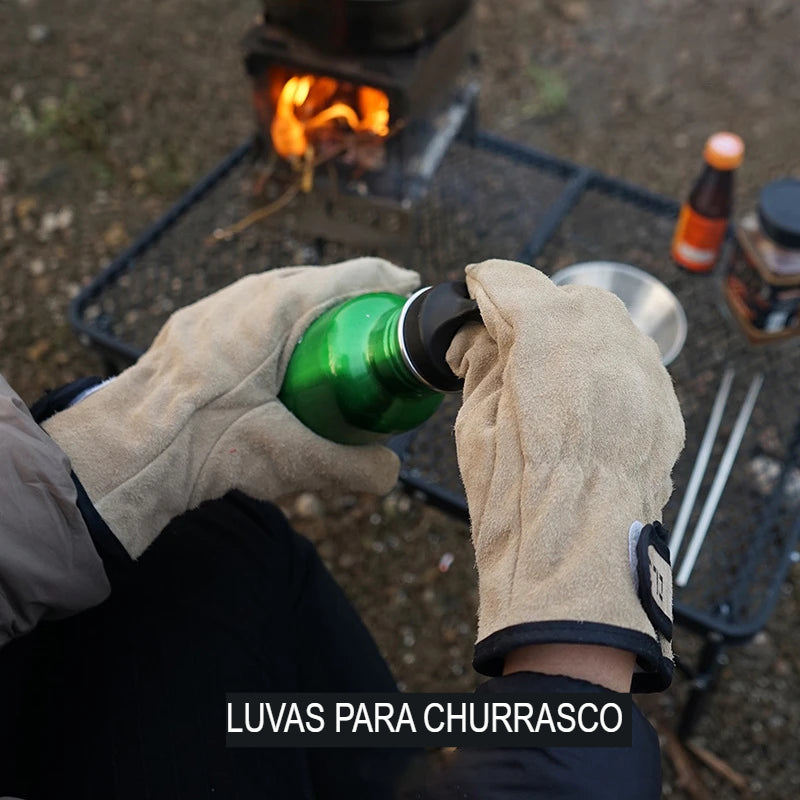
660,726,712,800
685,741,751,796
206,119,407,245
205,182,300,245
204,145,345,245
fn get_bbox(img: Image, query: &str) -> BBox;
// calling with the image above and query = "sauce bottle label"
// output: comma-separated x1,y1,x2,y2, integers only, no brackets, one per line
671,204,728,271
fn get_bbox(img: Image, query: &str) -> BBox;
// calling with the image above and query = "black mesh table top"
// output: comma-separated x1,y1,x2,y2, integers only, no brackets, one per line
72,132,800,643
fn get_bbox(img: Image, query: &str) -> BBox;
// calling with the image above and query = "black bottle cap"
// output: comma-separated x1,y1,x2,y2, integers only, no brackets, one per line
758,178,800,250
401,281,482,392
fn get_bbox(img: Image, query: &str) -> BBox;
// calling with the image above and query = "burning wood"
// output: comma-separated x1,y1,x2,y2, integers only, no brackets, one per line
269,73,390,166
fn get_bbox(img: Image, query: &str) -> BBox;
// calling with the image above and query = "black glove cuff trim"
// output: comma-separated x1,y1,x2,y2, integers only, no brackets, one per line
473,621,672,693
29,377,105,423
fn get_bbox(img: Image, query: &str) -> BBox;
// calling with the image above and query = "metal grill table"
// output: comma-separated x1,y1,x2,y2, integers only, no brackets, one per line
72,133,800,737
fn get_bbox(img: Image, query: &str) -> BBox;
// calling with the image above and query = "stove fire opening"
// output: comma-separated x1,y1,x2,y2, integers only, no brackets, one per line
256,68,392,167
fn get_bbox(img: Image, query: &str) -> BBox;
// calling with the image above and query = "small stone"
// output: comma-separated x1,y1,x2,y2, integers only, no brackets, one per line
27,24,51,44
39,212,60,239
293,492,324,519
26,338,51,361
30,257,47,276
159,298,175,315
56,206,73,228
129,164,147,182
10,84,25,103
103,221,129,250
382,493,399,517
748,454,781,496
752,631,771,647
767,714,786,730
338,553,355,569
69,62,89,79
673,132,690,150
773,658,792,677
561,1,590,23
33,276,52,295
15,196,38,221
39,206,73,239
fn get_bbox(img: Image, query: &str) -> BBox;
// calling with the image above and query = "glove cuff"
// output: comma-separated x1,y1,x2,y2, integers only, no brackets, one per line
473,621,672,693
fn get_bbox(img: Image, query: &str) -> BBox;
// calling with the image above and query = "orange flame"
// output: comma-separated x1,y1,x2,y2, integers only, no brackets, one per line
270,74,390,159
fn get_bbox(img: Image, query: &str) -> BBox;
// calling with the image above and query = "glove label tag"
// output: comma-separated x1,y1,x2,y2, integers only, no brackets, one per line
636,522,673,641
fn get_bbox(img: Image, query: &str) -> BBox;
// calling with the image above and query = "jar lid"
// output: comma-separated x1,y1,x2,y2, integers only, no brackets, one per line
758,178,800,250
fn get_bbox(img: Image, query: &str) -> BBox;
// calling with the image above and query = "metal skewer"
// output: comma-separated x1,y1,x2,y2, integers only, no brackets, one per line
669,368,735,562
676,373,765,587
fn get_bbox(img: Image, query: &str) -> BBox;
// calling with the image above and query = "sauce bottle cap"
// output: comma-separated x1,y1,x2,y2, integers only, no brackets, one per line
703,132,745,171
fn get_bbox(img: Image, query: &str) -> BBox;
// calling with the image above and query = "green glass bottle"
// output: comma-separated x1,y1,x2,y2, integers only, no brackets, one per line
279,281,480,445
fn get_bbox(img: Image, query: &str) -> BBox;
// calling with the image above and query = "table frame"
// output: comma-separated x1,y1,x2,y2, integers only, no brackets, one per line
70,132,800,738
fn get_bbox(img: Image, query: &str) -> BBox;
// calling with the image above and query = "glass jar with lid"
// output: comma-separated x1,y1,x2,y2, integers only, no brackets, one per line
723,178,800,342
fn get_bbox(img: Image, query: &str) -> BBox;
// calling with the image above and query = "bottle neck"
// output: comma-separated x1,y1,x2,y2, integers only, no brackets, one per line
689,164,735,218
369,304,436,395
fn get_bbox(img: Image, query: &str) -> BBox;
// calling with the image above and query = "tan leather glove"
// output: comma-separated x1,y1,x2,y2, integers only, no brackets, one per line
447,260,685,691
44,258,420,558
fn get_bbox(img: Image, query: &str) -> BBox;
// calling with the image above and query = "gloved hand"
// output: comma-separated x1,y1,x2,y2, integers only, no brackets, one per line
44,258,420,558
447,260,685,691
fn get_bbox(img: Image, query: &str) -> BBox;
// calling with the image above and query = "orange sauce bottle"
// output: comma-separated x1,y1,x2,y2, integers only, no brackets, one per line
672,132,745,272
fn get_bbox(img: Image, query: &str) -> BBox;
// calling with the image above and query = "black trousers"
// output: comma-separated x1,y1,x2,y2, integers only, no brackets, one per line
0,492,410,799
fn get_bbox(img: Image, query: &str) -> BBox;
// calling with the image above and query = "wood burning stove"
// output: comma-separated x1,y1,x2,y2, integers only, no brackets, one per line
241,0,479,247
261,0,473,53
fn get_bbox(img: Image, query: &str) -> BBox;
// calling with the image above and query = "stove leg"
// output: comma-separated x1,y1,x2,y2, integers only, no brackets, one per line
677,632,727,740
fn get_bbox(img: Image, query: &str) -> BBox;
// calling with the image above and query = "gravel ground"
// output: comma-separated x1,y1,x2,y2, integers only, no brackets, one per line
2,1,800,797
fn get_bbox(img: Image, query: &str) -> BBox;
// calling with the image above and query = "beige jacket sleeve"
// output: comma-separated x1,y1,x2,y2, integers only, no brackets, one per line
0,374,110,647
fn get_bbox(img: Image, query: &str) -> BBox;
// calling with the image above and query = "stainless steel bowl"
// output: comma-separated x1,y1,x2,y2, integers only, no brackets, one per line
550,261,688,366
